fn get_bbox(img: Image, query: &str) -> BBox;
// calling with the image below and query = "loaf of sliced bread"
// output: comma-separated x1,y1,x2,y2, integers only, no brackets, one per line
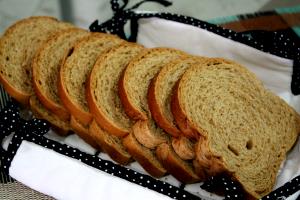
29,95,71,136
58,33,124,126
173,62,300,199
32,28,90,121
89,120,132,165
87,43,144,137
0,16,73,105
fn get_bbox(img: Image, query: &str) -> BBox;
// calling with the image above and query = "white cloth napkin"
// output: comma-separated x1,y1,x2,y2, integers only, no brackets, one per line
8,17,300,200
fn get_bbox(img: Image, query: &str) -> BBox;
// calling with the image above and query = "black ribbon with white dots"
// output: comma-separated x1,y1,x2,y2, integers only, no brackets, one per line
90,0,300,95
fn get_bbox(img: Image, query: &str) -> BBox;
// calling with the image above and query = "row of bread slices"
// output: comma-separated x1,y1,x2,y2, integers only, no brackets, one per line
1,16,300,200
0,16,208,183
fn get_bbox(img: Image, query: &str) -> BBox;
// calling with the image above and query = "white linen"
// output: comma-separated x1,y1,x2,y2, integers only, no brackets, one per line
9,141,172,200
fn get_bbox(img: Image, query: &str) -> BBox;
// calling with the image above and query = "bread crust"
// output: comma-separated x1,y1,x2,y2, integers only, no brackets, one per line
171,137,195,160
171,80,200,140
58,47,93,126
148,73,181,137
156,142,201,183
89,120,132,165
123,132,166,177
70,116,100,149
86,52,129,137
132,120,168,149
118,68,148,121
0,75,30,105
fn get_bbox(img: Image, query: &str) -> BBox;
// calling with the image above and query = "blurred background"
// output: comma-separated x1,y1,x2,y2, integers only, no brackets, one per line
0,0,299,33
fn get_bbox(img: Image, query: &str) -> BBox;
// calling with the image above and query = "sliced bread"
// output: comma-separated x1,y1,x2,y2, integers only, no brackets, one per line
172,62,300,199
58,33,124,126
149,57,234,139
0,16,73,105
32,28,90,121
29,95,71,136
87,43,144,137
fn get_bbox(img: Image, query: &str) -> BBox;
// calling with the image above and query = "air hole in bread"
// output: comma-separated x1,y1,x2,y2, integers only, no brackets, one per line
67,47,74,57
228,145,239,156
25,69,30,76
246,140,253,150
6,56,9,61
0,70,3,74
38,80,42,85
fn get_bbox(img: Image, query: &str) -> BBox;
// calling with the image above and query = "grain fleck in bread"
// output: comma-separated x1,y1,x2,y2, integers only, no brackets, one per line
173,62,300,199
58,33,124,126
87,43,145,137
32,28,90,121
0,16,73,105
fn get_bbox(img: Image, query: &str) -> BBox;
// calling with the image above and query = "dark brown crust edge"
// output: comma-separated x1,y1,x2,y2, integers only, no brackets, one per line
171,80,200,140
148,74,181,137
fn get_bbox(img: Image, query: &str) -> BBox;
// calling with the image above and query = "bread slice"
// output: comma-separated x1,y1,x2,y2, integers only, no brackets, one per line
0,16,73,105
87,43,144,137
149,57,234,138
58,33,124,126
32,28,90,121
89,120,132,165
29,95,71,136
172,62,300,199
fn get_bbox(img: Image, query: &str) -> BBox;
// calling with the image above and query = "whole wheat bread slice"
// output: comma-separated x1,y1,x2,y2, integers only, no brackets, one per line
0,16,73,105
32,28,90,121
172,62,300,199
119,48,190,178
58,33,124,127
87,43,144,137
